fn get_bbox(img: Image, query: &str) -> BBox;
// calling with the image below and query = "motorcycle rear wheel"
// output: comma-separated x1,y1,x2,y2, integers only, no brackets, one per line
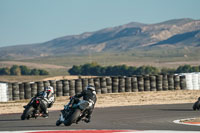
21,106,34,120
64,109,81,126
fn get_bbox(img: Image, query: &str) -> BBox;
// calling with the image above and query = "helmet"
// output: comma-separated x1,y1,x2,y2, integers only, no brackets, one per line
86,85,95,91
44,86,54,93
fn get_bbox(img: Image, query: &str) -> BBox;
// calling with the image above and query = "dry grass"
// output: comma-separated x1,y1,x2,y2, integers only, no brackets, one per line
0,90,200,115
0,61,66,69
0,75,96,82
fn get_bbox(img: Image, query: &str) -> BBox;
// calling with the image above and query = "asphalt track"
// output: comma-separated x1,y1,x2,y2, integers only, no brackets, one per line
0,103,200,132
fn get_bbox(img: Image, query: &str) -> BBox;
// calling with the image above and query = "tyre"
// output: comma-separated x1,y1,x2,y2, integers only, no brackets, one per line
193,101,200,110
56,120,62,126
21,106,34,120
64,109,81,126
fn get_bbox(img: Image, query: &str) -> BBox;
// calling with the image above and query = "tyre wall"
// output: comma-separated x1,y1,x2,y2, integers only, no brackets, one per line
2,73,200,102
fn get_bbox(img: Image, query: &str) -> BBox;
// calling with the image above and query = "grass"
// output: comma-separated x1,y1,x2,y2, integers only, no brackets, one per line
22,46,200,67
1,46,200,78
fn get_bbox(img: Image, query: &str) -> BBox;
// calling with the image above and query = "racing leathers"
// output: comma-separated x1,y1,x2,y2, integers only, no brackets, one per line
36,87,55,117
74,88,97,123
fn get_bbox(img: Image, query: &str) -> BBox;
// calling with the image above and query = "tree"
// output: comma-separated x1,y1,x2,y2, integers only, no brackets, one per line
10,65,21,75
20,65,31,75
68,65,81,75
176,65,192,73
39,70,49,75
31,69,40,75
0,68,10,75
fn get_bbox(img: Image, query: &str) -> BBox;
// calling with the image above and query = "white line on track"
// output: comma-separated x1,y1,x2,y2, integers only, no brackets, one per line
173,118,200,126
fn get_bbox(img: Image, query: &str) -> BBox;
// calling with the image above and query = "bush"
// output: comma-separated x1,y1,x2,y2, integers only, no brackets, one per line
0,65,49,76
68,63,200,76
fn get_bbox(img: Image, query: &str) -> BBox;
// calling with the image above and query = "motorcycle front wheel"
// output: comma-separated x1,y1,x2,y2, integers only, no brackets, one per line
64,108,81,126
21,106,34,120
56,120,62,126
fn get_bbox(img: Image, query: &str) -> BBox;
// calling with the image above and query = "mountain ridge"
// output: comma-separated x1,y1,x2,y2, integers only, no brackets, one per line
0,18,200,59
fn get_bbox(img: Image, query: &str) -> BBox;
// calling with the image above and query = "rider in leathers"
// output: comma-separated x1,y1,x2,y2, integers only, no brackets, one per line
36,86,55,118
74,85,97,123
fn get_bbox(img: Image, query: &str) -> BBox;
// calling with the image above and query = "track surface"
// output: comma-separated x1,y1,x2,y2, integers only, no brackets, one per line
1,103,200,131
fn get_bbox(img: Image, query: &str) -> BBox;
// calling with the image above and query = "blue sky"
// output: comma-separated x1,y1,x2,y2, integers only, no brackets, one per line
0,0,200,47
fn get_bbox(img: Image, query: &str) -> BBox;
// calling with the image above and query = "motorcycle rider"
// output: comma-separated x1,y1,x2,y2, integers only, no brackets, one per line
36,85,55,118
74,85,97,123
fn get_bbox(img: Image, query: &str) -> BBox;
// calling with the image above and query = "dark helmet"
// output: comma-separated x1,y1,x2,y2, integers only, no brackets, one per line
86,85,95,91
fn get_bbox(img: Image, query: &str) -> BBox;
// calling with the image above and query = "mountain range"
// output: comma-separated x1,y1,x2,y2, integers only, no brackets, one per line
0,18,200,59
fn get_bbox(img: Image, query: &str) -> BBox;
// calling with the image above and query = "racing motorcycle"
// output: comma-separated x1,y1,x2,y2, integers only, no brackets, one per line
193,97,200,110
21,93,46,120
56,96,90,126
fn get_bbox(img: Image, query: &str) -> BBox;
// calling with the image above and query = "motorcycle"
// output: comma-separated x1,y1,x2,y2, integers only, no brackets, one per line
56,96,90,126
21,93,47,120
193,97,200,110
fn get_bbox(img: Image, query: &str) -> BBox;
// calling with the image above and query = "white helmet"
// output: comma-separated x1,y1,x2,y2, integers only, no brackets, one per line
44,86,54,93
86,85,95,91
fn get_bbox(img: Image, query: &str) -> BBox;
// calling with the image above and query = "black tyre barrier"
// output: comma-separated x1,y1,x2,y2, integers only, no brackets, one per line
19,83,25,100
100,77,107,94
43,81,50,88
150,75,156,91
6,74,189,101
112,77,119,93
125,77,132,92
69,80,75,96
144,75,150,91
174,75,181,90
180,75,186,90
119,76,125,93
137,76,144,92
106,77,112,93
162,75,168,91
75,79,82,94
37,81,44,93
8,83,13,101
131,76,138,92
168,75,174,90
12,82,19,100
62,80,69,96
31,82,37,97
56,81,63,97
156,75,163,91
49,80,56,97
24,82,31,99
82,78,88,90
94,78,101,94
88,78,95,86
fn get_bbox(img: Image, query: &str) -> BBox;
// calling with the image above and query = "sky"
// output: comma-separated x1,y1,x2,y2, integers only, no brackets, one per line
0,0,200,47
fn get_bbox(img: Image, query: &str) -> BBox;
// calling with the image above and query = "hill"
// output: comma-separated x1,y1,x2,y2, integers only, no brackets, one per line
0,18,200,60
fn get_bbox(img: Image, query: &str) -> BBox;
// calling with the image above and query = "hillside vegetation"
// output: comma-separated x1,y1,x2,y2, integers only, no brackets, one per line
0,18,199,60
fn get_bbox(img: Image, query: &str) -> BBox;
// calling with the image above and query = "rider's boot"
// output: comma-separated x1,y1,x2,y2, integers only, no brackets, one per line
84,115,91,123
